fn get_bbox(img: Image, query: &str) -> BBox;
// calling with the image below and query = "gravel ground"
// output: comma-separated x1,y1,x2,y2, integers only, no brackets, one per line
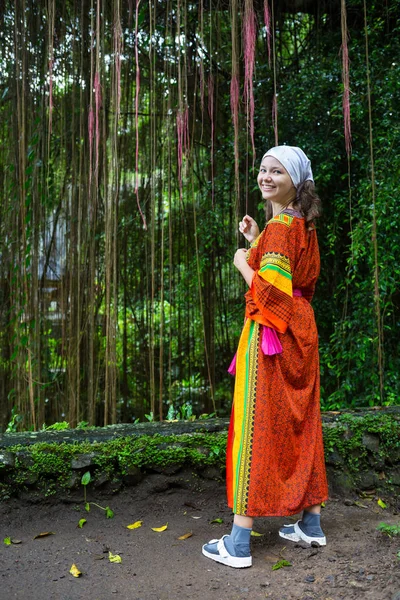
1,470,400,600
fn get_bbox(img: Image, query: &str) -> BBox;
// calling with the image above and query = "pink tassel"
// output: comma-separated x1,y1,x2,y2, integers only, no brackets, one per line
228,353,237,376
264,0,272,68
243,0,256,166
261,326,283,355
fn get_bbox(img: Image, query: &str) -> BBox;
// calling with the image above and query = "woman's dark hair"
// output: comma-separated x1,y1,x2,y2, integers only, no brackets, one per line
264,180,322,230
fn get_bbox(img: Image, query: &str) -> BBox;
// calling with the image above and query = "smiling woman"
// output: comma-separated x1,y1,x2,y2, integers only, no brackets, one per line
257,156,296,208
202,145,328,569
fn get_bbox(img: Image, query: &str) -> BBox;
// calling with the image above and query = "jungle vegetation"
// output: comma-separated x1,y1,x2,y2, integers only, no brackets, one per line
0,0,399,430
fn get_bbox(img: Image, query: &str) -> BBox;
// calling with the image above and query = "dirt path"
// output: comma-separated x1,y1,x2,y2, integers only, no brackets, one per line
1,472,399,600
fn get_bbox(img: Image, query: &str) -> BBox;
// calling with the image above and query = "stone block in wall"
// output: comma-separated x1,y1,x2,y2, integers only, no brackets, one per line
326,467,355,496
362,432,380,453
122,466,142,487
357,471,379,491
71,453,98,470
0,451,15,469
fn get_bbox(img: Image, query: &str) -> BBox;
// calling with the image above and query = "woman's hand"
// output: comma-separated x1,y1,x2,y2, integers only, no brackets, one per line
234,248,248,270
234,249,255,287
239,215,260,244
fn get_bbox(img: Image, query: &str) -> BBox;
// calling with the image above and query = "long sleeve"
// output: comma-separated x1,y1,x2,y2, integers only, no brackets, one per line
245,215,294,333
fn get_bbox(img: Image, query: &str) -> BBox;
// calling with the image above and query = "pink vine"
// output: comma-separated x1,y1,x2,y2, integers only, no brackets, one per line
48,58,54,134
94,71,102,176
114,22,122,119
208,75,215,207
199,61,205,115
264,0,271,68
230,74,240,186
88,106,94,188
243,0,256,165
341,0,352,155
135,0,147,229
272,94,278,146
176,106,190,200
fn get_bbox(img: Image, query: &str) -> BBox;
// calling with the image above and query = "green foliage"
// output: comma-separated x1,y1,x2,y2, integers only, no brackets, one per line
42,421,70,431
377,523,400,538
80,470,113,518
272,559,292,571
6,407,22,433
323,413,400,473
1,411,400,501
1,1,400,431
81,471,91,486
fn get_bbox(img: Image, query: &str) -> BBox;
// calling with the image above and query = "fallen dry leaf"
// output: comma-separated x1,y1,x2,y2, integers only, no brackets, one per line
191,516,201,520
151,524,168,532
108,551,122,563
69,563,82,577
33,532,55,539
178,532,193,540
10,539,22,544
127,521,143,530
354,501,368,509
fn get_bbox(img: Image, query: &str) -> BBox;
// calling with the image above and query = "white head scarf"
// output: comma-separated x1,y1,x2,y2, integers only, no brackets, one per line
261,145,314,188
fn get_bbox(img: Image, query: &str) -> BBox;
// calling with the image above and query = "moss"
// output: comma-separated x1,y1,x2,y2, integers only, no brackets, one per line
0,431,228,500
323,413,400,472
1,413,399,501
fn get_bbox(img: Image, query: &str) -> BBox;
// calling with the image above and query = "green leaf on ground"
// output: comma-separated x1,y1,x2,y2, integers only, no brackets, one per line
210,518,223,524
272,559,292,571
105,507,114,519
3,537,11,546
78,519,87,528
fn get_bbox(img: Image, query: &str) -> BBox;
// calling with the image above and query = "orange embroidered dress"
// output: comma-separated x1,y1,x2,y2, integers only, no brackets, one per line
226,209,328,517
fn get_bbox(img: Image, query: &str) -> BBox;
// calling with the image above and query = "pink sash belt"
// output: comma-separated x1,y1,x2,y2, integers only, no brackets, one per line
228,289,302,375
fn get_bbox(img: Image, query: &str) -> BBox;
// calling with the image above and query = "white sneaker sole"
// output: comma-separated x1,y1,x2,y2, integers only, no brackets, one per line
202,536,252,568
279,521,326,547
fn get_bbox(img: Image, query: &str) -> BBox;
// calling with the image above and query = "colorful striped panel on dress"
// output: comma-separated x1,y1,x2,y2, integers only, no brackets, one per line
259,252,292,297
226,318,260,515
268,213,294,227
249,250,293,332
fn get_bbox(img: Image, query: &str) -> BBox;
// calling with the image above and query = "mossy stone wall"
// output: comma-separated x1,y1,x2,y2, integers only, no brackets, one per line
1,409,399,502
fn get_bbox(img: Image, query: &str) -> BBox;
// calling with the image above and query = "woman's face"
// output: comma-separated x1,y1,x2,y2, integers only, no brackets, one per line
257,156,296,206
